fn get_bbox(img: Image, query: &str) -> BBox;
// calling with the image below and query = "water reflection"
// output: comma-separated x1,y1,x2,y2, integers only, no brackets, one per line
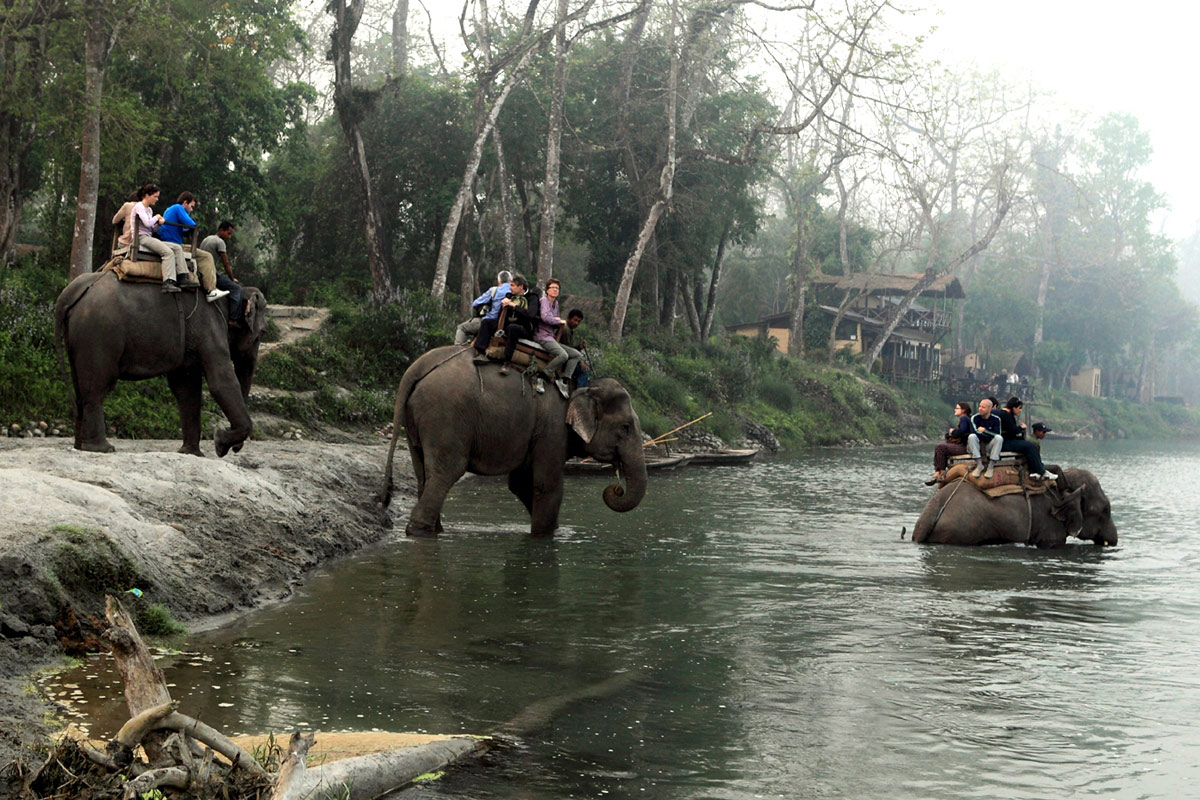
49,440,1200,798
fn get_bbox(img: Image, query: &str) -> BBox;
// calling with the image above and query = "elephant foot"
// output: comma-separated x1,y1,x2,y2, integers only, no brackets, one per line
77,439,116,454
406,521,440,538
214,429,246,458
178,445,206,457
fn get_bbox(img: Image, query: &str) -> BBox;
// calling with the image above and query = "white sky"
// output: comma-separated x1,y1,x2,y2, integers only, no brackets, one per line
921,1,1200,240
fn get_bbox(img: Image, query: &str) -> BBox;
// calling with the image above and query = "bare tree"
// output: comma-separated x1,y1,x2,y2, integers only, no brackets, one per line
535,0,570,283
609,0,680,342
330,0,392,299
68,0,141,279
392,0,409,76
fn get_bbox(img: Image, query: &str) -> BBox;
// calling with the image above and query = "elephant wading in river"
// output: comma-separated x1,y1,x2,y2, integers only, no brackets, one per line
55,270,268,456
911,467,1118,547
380,346,648,536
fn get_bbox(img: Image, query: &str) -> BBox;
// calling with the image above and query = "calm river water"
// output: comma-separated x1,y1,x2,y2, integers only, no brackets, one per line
60,440,1200,798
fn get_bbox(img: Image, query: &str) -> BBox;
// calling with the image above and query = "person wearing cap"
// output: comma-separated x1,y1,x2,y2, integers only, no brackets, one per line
1031,422,1051,450
995,397,1057,482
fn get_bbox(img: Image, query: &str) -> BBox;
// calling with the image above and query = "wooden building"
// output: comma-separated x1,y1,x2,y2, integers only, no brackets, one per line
728,272,964,382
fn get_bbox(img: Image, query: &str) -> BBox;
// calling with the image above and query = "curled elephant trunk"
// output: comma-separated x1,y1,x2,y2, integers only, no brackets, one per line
603,439,647,512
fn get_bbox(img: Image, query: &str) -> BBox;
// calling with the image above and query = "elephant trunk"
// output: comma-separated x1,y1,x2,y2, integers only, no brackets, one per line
602,439,647,513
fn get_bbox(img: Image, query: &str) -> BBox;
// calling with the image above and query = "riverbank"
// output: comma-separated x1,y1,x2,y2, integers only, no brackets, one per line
0,437,406,775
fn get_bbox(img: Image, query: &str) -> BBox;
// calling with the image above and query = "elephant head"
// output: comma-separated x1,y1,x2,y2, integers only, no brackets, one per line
566,378,647,513
1051,469,1118,546
228,288,269,401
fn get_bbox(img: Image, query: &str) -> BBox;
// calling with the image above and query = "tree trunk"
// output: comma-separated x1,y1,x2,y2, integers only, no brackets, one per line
535,0,569,284
699,221,730,340
0,116,24,264
787,211,811,358
679,273,701,336
610,0,678,342
68,2,110,280
332,0,392,300
491,129,517,274
391,0,408,77
431,42,541,298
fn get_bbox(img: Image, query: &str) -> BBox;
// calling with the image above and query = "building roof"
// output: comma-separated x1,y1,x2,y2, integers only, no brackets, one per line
810,271,965,299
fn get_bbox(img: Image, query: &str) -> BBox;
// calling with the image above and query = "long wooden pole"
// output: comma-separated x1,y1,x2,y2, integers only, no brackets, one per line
645,412,712,447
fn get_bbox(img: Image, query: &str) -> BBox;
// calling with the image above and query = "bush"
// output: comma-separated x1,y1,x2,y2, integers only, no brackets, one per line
759,374,797,410
137,603,187,637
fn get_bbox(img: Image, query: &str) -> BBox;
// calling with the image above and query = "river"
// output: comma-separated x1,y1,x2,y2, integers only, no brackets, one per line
56,440,1200,798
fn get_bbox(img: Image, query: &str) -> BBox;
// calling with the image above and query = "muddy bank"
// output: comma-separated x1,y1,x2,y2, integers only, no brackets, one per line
0,437,411,774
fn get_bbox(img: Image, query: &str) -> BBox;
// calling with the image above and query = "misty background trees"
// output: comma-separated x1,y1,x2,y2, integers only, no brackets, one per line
4,0,1198,401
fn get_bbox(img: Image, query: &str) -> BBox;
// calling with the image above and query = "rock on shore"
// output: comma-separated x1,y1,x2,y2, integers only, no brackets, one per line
0,437,411,774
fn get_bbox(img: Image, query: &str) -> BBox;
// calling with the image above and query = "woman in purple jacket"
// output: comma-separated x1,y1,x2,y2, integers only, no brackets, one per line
534,279,581,398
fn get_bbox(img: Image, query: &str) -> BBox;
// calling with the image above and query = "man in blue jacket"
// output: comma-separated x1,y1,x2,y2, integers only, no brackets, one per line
968,397,1003,479
158,192,228,303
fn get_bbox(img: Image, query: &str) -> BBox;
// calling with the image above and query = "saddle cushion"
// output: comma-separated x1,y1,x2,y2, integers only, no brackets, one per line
941,461,1048,497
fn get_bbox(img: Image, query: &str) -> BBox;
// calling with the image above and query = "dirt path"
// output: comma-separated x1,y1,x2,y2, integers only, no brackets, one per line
0,437,414,776
262,305,329,353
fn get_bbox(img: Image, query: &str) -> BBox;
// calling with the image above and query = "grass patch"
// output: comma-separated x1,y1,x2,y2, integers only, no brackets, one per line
137,603,187,637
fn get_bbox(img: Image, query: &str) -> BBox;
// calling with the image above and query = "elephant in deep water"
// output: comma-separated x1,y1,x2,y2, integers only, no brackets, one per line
54,270,269,456
911,467,1118,547
380,346,648,536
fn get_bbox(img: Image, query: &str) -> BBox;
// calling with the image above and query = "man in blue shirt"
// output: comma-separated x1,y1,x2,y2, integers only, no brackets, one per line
472,275,522,359
968,397,1003,479
158,192,228,303
455,270,512,345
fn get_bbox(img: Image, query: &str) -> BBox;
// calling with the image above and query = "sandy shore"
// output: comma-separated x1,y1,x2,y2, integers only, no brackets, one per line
0,436,412,774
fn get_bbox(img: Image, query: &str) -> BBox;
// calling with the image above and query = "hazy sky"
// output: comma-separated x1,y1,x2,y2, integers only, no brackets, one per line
922,1,1200,241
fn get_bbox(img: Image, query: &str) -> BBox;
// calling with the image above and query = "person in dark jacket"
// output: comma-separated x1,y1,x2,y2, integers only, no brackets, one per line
968,397,1003,479
927,401,973,484
995,397,1057,481
498,279,540,375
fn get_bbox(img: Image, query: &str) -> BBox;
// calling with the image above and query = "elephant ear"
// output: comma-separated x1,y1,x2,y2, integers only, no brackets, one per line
244,289,269,339
566,390,598,444
1051,485,1084,534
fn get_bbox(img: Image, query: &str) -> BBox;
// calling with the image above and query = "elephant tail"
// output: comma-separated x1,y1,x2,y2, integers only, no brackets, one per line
54,272,106,428
379,346,471,508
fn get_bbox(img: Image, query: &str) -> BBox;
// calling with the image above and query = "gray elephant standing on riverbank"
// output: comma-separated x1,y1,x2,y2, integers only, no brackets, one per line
911,468,1118,547
380,346,647,536
54,271,268,456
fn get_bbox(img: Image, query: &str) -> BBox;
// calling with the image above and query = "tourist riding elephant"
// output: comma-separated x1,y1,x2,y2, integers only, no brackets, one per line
911,467,1118,547
54,270,268,456
379,346,647,536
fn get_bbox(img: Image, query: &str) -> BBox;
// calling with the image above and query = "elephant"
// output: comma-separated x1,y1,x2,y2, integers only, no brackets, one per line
379,346,647,536
54,270,269,456
911,467,1118,547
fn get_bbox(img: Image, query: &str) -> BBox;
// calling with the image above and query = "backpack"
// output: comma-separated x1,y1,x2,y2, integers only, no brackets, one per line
473,287,498,317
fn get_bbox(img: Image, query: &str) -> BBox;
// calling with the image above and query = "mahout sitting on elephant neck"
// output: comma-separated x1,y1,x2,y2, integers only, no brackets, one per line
379,345,648,536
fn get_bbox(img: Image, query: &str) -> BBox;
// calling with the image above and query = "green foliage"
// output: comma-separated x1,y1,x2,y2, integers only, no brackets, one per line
136,603,187,638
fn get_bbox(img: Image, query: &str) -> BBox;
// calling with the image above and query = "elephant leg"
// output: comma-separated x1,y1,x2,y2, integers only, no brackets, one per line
508,464,534,515
167,366,205,456
529,463,564,537
407,451,466,537
408,443,444,533
73,363,117,453
200,357,253,457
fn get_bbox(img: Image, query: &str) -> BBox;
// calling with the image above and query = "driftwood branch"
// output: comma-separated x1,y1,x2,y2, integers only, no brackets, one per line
269,732,314,800
115,701,176,749
158,712,268,778
121,766,190,799
288,738,486,799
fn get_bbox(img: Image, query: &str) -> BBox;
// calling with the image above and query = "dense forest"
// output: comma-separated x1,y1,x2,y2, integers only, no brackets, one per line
2,0,1197,416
